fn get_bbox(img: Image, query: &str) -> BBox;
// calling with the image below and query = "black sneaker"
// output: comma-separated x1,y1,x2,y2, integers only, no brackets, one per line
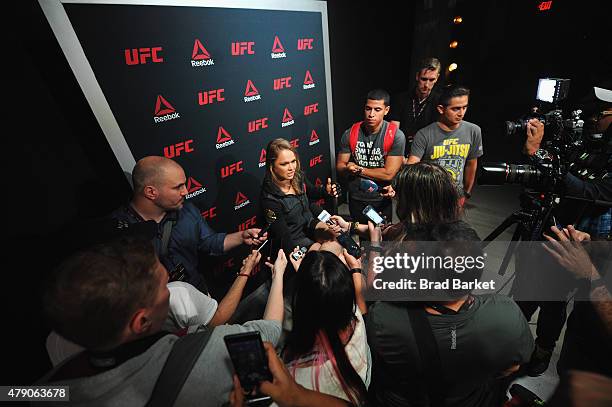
527,344,553,376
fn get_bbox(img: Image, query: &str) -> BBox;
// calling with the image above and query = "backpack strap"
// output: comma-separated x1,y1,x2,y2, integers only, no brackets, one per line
406,305,446,407
349,121,363,157
146,327,215,407
382,121,398,156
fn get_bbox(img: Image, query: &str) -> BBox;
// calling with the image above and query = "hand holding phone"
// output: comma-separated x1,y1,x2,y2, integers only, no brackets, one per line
362,205,384,226
224,332,273,402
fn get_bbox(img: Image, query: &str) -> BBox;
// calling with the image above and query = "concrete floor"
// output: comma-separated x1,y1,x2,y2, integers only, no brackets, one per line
339,182,563,401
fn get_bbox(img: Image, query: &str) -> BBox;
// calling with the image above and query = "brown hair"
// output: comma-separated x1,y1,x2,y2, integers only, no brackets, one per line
266,138,303,194
42,236,159,350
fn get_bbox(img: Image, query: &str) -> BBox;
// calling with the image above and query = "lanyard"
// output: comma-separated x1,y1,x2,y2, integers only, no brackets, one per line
412,96,429,120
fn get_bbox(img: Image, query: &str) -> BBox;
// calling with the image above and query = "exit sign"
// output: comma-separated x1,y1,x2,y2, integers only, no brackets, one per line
538,1,553,11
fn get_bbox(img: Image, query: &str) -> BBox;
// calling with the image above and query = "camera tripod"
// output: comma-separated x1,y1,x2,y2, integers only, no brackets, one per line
483,192,558,276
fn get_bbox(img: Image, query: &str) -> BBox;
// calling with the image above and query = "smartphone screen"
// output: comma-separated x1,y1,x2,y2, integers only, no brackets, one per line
224,332,273,392
363,205,384,225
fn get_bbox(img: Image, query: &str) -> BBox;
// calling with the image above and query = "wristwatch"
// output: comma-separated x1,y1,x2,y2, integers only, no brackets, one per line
351,221,360,233
349,268,362,275
464,190,472,199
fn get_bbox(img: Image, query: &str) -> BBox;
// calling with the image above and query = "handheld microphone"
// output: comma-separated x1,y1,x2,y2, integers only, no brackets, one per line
359,178,379,193
315,208,362,258
257,209,277,238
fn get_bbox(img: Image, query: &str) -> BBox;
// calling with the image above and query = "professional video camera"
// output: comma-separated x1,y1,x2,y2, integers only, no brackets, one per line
480,78,587,191
478,79,611,275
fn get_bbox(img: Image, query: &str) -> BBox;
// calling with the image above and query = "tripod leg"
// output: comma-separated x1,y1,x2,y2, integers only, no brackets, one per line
498,225,523,276
483,214,521,247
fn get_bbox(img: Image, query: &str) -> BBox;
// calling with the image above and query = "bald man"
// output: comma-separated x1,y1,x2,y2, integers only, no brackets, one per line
111,156,265,291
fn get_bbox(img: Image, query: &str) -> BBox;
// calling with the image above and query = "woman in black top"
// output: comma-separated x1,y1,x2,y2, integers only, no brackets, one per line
260,138,340,254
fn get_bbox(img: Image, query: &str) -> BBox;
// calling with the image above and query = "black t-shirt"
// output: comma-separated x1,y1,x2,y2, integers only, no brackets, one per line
366,295,534,407
389,88,441,155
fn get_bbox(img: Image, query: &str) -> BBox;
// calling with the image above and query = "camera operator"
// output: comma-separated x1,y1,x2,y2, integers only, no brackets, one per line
519,86,612,376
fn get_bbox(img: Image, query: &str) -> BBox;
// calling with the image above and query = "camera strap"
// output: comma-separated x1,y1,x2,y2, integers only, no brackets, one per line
146,327,215,407
160,218,174,258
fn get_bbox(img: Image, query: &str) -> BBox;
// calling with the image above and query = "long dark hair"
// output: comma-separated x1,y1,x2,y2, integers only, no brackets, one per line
394,162,460,224
283,251,368,405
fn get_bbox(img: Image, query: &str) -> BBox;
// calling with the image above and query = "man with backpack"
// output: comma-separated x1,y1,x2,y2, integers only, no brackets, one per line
336,89,406,225
37,236,286,406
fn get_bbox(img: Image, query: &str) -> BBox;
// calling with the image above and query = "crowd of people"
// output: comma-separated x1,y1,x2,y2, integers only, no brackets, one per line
37,59,611,406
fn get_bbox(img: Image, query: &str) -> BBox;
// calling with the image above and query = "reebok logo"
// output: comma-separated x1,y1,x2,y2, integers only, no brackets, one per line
191,39,215,67
154,95,180,123
221,161,244,178
310,154,323,167
297,38,314,50
303,70,315,89
164,139,194,158
244,80,262,103
315,178,323,187
216,126,235,149
234,192,251,210
309,130,320,146
186,177,206,199
259,149,267,168
125,47,163,65
248,117,269,133
273,76,292,91
304,103,319,116
232,41,255,56
281,108,295,127
198,89,225,105
271,36,286,59
201,206,217,220
238,216,258,231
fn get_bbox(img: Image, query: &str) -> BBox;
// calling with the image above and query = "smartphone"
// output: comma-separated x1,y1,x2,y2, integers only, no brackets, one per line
337,232,362,258
362,205,384,226
224,332,273,400
291,246,307,261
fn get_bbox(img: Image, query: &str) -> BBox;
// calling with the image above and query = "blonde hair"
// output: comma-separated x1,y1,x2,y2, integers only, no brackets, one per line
266,138,303,194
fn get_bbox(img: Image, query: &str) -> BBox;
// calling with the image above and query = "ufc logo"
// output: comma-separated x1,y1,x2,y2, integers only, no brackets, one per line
231,42,255,55
125,47,163,65
297,38,314,50
273,77,292,90
201,206,217,219
221,161,244,178
304,103,319,115
310,155,323,167
248,118,269,133
290,138,299,148
198,89,225,105
238,216,257,231
163,140,194,158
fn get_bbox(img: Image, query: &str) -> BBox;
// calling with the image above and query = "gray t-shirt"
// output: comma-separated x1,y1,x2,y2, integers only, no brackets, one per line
37,320,282,407
339,120,406,202
411,120,483,193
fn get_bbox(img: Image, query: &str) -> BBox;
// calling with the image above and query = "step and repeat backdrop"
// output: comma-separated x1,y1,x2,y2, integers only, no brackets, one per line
41,0,335,293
